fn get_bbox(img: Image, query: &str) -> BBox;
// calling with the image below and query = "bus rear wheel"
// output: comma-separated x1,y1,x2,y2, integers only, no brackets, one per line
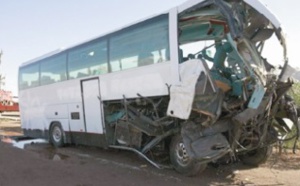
50,123,64,148
169,135,207,176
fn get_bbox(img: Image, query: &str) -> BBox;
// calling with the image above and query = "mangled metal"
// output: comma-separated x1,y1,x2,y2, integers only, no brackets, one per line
164,0,298,174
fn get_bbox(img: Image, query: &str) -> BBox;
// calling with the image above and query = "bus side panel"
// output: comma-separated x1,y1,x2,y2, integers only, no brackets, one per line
21,108,48,140
68,103,85,132
19,79,106,146
20,61,175,146
19,92,46,134
19,81,82,140
45,104,68,120
100,62,173,101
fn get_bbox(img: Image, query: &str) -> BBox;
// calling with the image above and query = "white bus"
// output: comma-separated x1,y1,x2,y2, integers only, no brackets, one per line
19,0,298,176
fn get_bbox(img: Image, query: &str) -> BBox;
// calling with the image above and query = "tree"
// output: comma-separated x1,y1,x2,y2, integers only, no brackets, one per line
290,82,300,106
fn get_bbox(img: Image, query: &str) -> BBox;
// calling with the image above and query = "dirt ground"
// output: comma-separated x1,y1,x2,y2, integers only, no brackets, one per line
0,119,300,186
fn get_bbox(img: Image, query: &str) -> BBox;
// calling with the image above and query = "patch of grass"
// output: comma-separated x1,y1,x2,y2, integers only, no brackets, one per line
282,127,300,149
283,139,300,149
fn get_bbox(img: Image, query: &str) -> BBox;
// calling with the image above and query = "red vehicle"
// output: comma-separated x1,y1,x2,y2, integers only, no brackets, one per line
0,90,19,112
0,102,19,112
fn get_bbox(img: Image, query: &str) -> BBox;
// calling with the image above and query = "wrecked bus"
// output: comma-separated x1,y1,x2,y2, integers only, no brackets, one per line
19,0,299,176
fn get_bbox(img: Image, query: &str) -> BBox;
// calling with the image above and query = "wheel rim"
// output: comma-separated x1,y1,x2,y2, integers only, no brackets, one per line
52,126,62,143
175,142,191,166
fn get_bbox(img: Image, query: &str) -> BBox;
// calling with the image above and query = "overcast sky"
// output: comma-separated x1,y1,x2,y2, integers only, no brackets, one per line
0,0,299,95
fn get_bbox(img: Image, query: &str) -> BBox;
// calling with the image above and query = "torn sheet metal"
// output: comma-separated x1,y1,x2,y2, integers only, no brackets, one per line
248,82,265,109
167,59,216,119
181,121,230,161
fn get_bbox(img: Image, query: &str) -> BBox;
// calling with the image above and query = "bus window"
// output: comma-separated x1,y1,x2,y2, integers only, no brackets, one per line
40,54,67,85
109,60,121,72
19,63,40,90
68,40,108,79
109,15,169,71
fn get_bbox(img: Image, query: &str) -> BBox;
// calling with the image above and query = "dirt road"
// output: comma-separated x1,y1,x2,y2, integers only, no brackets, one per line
0,120,300,186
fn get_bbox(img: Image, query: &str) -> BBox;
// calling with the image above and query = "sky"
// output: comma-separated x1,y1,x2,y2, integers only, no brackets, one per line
0,0,299,95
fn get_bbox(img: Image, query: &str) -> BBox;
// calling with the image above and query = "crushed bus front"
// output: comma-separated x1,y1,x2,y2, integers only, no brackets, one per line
165,0,298,175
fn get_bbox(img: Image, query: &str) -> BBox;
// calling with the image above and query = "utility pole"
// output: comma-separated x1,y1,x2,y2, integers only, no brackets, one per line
0,50,2,65
0,50,4,90
0,74,4,90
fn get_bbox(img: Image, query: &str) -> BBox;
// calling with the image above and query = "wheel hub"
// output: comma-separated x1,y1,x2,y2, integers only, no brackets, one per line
52,126,62,142
176,142,190,166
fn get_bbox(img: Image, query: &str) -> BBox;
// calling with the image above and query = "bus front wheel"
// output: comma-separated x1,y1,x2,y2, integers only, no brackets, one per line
50,123,64,148
169,135,207,176
239,146,272,166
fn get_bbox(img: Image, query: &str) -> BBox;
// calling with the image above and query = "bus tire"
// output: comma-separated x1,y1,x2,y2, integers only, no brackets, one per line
170,135,207,176
239,146,272,166
50,123,64,148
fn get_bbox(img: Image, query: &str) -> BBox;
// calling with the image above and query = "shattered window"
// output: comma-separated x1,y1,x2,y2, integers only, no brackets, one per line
261,34,285,71
238,41,264,70
179,40,215,66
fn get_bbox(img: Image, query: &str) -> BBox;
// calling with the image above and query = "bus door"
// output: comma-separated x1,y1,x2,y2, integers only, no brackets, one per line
81,78,104,134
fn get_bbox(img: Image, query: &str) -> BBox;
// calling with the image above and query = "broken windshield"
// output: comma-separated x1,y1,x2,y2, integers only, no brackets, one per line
178,0,288,85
